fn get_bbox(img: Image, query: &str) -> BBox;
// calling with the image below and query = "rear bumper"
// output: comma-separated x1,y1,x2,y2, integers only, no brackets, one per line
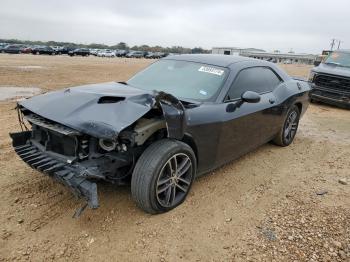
10,131,99,208
310,86,350,109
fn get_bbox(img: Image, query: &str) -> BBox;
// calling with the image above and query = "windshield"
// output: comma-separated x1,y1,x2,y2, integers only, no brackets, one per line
324,51,350,68
127,60,228,101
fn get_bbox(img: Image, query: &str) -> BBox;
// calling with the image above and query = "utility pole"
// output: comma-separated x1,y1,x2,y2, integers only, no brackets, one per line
337,40,343,50
330,38,336,51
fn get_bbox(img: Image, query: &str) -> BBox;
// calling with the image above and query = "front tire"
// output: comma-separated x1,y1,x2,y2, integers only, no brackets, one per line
273,105,300,146
131,139,196,214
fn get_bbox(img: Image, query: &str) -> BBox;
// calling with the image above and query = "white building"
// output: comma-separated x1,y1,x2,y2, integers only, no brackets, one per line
212,47,317,64
212,47,265,56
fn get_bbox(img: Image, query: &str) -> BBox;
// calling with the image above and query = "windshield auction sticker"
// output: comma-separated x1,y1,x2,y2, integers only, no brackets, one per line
198,66,224,76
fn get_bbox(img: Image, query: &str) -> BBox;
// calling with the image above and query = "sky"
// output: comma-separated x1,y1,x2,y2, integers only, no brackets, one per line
0,0,349,54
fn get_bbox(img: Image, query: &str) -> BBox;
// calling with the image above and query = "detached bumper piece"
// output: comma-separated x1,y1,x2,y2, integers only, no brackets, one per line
10,131,99,209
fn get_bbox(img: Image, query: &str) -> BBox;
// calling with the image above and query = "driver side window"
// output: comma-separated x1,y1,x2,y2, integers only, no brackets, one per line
226,67,282,101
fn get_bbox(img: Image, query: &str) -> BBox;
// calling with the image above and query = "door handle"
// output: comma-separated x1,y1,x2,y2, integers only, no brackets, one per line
269,98,276,104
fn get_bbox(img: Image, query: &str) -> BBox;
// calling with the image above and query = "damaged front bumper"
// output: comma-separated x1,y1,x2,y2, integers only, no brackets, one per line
10,131,99,209
10,87,189,212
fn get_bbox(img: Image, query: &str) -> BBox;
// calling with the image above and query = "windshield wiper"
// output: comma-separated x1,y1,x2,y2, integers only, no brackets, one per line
324,62,341,66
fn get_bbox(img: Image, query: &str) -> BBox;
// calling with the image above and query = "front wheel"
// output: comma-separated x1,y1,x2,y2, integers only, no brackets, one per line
273,105,300,146
131,139,196,214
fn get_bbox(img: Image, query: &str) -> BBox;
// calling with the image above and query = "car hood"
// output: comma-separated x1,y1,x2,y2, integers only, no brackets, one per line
18,82,186,140
313,63,350,78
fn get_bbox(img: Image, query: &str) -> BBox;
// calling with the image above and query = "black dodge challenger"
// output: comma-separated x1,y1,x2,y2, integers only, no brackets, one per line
10,55,310,214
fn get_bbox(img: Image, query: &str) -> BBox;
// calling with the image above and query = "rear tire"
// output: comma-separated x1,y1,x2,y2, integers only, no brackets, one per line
131,139,196,214
273,105,300,146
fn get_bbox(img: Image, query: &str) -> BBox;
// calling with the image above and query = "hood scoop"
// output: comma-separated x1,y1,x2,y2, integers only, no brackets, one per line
98,96,125,104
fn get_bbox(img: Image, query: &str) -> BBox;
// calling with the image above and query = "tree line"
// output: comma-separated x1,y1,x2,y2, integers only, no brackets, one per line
0,39,210,54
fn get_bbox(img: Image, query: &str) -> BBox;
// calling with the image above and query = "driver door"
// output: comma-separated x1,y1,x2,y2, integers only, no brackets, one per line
216,67,282,165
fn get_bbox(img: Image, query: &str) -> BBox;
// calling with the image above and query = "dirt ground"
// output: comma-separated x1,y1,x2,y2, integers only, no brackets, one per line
0,54,349,262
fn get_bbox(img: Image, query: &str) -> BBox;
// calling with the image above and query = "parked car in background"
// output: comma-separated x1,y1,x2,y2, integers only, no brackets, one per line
309,50,350,109
52,46,72,55
97,50,116,57
145,52,154,59
0,43,9,52
90,49,101,56
10,54,310,214
2,44,25,54
126,51,145,58
154,52,166,58
116,49,129,57
68,48,90,56
32,46,56,55
21,46,33,54
145,52,164,59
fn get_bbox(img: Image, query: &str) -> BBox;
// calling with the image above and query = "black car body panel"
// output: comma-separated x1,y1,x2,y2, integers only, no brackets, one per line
69,48,90,56
310,50,350,108
32,46,56,55
10,54,310,209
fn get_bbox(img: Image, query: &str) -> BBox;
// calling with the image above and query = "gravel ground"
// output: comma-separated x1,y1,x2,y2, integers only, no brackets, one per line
0,54,349,261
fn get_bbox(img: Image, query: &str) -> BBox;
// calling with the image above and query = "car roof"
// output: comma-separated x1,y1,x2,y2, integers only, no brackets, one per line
163,54,254,67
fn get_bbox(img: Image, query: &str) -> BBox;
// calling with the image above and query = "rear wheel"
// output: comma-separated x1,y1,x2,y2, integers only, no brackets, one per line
131,139,196,214
273,105,300,146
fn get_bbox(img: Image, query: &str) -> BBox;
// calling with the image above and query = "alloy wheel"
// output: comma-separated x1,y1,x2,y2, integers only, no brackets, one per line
156,153,193,208
284,110,298,143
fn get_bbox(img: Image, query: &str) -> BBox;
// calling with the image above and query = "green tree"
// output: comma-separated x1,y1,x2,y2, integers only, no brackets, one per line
114,42,128,50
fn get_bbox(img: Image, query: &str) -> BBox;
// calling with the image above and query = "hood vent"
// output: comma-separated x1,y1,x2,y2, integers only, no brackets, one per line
98,96,125,104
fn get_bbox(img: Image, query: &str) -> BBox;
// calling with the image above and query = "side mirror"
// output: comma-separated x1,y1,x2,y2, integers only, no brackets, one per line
241,91,261,103
313,60,321,67
226,91,261,112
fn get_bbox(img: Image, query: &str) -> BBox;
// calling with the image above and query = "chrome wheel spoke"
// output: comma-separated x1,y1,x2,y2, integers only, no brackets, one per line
171,185,176,205
165,186,172,205
157,183,171,194
178,177,190,185
167,159,173,173
290,112,297,123
178,160,191,178
172,156,178,174
176,184,187,193
157,177,171,187
177,157,189,172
